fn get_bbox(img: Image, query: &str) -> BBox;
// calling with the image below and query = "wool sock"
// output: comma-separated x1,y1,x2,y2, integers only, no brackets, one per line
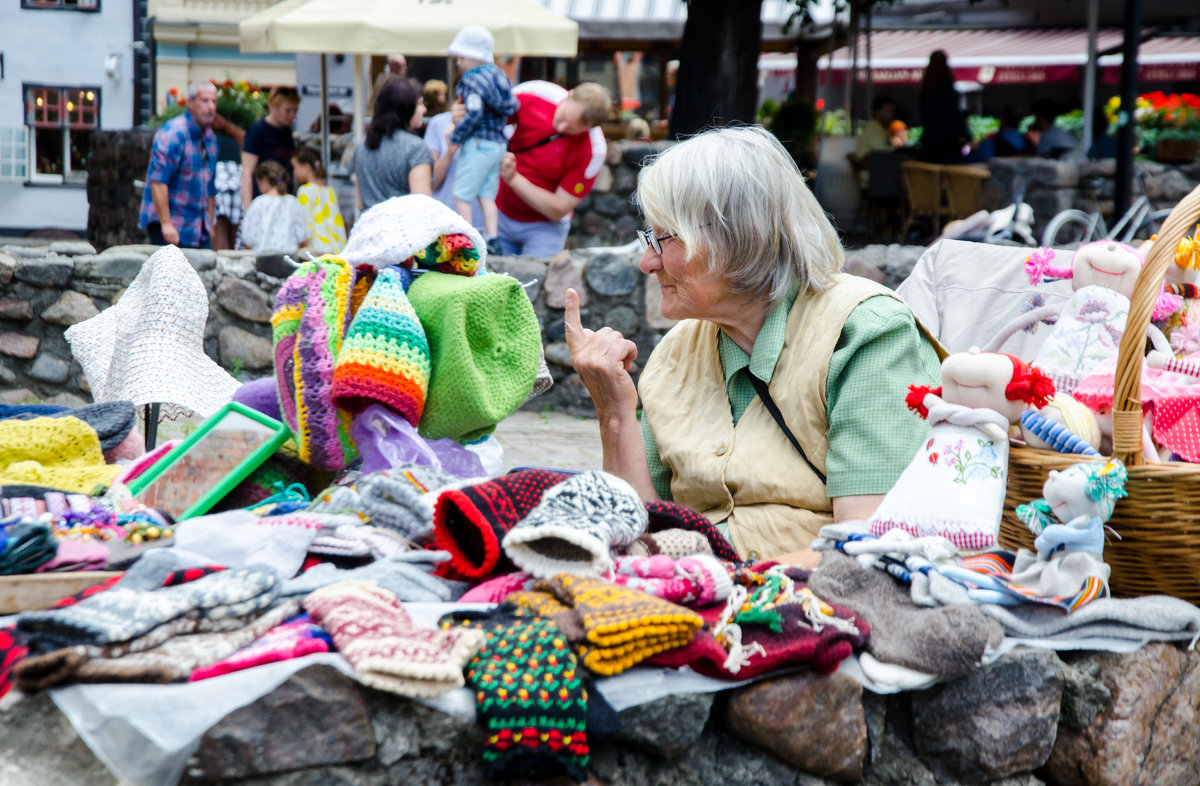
303,581,484,697
189,612,332,681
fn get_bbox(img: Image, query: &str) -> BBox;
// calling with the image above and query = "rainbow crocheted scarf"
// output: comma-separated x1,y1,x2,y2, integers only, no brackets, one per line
406,233,481,277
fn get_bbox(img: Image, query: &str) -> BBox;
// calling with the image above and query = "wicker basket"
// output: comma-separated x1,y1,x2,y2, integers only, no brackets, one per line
999,183,1200,604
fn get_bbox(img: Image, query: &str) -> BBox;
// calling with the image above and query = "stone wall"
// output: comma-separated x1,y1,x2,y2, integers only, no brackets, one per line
3,643,1198,785
87,129,155,251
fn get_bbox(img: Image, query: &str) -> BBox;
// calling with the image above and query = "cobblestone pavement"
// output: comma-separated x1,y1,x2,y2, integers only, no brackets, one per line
493,410,604,472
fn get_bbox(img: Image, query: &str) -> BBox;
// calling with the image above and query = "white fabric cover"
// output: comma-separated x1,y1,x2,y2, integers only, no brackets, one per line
340,194,487,272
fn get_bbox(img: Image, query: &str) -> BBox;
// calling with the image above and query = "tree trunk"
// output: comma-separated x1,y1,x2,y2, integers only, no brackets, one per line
671,0,765,138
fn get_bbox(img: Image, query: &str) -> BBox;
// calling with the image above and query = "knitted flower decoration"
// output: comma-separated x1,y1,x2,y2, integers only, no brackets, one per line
407,233,481,277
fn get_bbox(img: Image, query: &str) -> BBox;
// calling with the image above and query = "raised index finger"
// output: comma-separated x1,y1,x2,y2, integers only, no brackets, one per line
563,288,585,344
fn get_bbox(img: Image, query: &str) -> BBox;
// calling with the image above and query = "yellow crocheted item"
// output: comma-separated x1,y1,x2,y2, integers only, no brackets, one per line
0,416,121,493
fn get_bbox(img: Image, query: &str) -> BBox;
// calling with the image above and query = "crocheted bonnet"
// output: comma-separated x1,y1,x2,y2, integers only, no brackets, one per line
272,256,358,470
341,194,486,275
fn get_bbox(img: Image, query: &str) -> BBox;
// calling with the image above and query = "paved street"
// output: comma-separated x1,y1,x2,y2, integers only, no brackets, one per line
493,410,604,472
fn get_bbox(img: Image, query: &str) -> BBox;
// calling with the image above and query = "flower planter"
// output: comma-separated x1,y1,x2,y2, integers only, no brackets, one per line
1155,138,1200,164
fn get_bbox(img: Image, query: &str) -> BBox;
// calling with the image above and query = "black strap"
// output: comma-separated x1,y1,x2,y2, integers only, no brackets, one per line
748,375,827,486
509,133,564,155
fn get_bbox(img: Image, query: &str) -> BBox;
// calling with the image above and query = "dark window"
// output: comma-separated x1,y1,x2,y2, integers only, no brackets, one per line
23,85,100,183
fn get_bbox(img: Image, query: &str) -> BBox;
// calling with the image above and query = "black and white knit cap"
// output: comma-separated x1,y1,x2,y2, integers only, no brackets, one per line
501,470,648,579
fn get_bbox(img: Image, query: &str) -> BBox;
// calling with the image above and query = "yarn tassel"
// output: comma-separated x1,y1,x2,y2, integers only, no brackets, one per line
1020,410,1101,457
1025,247,1070,285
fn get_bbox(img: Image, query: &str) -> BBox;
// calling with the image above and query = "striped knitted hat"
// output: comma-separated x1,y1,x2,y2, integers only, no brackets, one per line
271,256,358,471
331,266,431,427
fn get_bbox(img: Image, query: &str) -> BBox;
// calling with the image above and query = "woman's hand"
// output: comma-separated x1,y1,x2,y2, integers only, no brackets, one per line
564,288,639,418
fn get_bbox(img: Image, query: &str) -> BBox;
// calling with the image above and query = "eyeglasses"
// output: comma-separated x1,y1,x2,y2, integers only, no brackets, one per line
636,228,678,256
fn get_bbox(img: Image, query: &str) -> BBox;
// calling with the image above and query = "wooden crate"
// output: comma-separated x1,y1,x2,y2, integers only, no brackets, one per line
0,572,122,614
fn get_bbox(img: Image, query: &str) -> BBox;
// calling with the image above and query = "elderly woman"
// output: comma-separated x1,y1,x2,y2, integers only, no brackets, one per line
565,126,942,562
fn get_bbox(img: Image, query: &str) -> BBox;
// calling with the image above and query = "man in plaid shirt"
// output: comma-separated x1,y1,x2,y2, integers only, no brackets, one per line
138,82,218,248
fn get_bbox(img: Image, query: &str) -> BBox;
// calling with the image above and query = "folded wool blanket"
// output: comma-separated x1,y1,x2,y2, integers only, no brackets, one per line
808,551,1003,679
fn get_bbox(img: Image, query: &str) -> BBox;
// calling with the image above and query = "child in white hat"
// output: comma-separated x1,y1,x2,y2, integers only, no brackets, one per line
446,24,519,250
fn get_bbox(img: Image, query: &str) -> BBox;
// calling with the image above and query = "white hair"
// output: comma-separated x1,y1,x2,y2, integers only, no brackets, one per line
186,81,216,101
635,125,843,304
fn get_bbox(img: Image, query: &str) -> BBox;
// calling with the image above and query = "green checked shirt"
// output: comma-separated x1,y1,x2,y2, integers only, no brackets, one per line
642,291,941,505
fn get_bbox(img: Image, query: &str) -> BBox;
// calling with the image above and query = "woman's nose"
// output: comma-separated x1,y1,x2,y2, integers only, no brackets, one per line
638,246,661,274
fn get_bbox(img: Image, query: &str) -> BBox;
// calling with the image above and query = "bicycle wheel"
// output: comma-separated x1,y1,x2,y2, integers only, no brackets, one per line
1131,209,1173,244
1041,210,1096,249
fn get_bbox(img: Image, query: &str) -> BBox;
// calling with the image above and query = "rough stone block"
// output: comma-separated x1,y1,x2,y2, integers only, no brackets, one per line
592,165,614,194
0,363,15,386
183,248,218,271
487,255,546,299
75,253,147,281
544,341,572,368
14,257,73,288
187,665,374,781
0,297,34,321
618,692,713,758
217,276,273,323
48,240,97,256
0,253,15,285
543,251,587,309
726,671,866,782
585,254,638,297
219,326,274,370
0,388,38,404
913,648,1062,782
217,255,256,278
591,193,630,218
28,354,71,384
1047,644,1200,786
41,290,100,326
0,332,40,359
606,140,623,166
843,256,887,284
45,391,89,407
606,304,640,337
581,211,615,238
0,691,117,786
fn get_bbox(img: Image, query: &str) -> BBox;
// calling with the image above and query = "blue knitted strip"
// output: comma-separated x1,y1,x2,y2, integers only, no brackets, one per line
1020,410,1100,456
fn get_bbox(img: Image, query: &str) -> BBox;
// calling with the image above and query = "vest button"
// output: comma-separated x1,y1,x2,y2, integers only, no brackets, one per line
715,446,727,456
747,550,761,561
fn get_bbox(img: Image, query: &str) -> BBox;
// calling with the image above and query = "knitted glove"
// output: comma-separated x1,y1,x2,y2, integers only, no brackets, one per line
432,469,570,581
502,471,648,580
189,612,333,681
281,551,462,603
645,501,740,562
358,465,462,542
441,606,589,782
513,575,703,676
17,565,280,651
303,581,485,697
330,266,431,426
623,529,713,560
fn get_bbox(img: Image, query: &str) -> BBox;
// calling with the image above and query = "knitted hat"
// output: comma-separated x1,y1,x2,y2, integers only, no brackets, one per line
645,501,740,562
0,417,122,494
64,245,239,418
0,401,136,453
432,469,570,580
302,580,485,698
331,266,431,426
272,256,359,471
441,606,590,781
408,272,542,442
409,234,482,277
503,471,649,579
189,612,332,681
512,574,703,676
232,378,284,421
624,529,713,560
448,24,496,64
341,194,487,273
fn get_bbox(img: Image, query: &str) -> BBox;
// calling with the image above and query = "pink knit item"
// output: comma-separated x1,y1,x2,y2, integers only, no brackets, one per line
189,613,333,681
611,554,733,607
114,440,180,486
457,571,536,603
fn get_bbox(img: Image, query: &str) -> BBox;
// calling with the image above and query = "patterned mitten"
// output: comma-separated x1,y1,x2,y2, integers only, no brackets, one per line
502,471,648,579
17,565,280,651
623,529,713,559
645,501,740,562
190,612,333,681
458,572,536,604
441,606,589,782
358,465,461,542
432,469,570,580
611,554,733,606
303,581,484,697
281,551,460,602
331,266,431,425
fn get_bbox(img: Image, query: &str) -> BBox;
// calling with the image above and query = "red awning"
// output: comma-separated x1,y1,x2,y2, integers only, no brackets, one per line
817,28,1200,86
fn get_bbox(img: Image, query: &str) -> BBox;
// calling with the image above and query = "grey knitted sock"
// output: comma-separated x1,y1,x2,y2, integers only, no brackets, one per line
502,470,648,579
357,465,465,542
280,551,465,602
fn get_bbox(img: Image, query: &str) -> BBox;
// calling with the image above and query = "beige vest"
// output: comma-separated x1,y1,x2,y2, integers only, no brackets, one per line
639,274,928,559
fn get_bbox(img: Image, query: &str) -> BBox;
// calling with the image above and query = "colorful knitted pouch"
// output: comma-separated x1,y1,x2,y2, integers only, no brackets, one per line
432,469,570,581
441,606,590,782
331,266,431,426
408,234,481,276
272,257,358,470
408,272,542,442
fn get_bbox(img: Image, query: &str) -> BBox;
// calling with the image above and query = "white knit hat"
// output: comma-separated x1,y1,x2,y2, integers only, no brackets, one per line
340,194,488,272
448,24,495,64
64,245,239,419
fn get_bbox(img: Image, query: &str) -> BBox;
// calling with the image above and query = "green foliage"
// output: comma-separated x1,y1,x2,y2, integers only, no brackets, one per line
820,108,853,137
757,98,781,125
149,77,267,130
968,115,999,143
771,98,819,172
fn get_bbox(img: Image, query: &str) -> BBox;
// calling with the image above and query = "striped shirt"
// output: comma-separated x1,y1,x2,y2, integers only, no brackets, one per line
138,110,217,248
451,64,519,145
642,292,941,502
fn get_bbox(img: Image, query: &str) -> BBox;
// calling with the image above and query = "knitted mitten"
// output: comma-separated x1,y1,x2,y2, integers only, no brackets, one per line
308,523,374,558
189,612,333,681
458,572,537,604
441,606,589,782
502,471,648,580
281,551,460,602
432,469,570,581
303,581,485,697
271,257,358,470
514,575,703,676
17,565,280,651
624,528,713,559
331,266,431,425
610,554,733,607
645,501,740,562
358,465,461,542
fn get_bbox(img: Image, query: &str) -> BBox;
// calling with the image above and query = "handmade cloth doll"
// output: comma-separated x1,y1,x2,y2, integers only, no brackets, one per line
1018,394,1102,457
955,459,1127,609
868,349,1055,549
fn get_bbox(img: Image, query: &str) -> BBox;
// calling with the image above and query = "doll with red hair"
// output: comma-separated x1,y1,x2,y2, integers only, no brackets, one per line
868,349,1055,549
